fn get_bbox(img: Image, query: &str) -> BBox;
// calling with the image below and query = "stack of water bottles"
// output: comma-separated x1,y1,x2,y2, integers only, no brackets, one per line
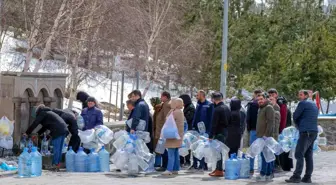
78,125,114,151
111,131,154,174
65,146,110,172
224,153,250,180
18,147,42,178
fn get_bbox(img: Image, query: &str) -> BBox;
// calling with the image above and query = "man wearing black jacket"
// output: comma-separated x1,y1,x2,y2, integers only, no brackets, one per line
246,89,261,174
25,105,68,168
209,92,230,177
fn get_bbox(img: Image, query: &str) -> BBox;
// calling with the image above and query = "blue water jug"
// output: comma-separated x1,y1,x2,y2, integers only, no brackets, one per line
225,154,240,180
18,148,32,178
66,146,76,172
30,147,42,177
239,154,250,179
27,138,33,153
88,149,100,172
98,146,110,172
75,147,88,172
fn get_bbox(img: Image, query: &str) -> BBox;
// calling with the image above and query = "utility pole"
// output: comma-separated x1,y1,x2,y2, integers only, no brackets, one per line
220,0,229,98
119,71,125,121
136,71,140,90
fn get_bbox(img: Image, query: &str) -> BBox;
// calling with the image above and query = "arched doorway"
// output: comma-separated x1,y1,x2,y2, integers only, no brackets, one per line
52,88,63,109
37,88,49,105
21,88,34,134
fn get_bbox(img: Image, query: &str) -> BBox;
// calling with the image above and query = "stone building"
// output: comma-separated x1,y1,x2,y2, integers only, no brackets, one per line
0,72,67,146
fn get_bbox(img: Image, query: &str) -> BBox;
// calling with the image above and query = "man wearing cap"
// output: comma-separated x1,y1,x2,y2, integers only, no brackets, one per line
81,96,103,131
208,92,230,177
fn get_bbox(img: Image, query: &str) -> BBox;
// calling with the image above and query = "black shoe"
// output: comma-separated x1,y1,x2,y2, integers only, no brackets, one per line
155,167,166,172
301,176,312,183
285,176,301,183
116,169,121,172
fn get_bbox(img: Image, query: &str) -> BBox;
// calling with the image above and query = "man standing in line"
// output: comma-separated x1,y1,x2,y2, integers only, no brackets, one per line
129,90,150,133
268,88,293,171
153,91,171,171
285,90,318,183
189,90,213,172
208,92,230,177
246,89,261,174
255,93,275,182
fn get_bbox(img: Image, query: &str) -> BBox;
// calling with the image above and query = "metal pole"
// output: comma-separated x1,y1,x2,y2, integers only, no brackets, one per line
119,71,125,121
115,80,119,121
108,69,113,122
136,71,140,90
220,0,229,98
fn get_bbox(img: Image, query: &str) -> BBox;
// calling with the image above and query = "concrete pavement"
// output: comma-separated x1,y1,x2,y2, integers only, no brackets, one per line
1,151,336,185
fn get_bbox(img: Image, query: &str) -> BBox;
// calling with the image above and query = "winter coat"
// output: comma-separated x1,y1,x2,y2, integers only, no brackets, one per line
179,94,195,131
192,100,213,134
81,106,103,130
256,101,275,138
226,99,242,153
76,91,90,109
26,108,68,138
293,100,318,133
246,99,259,131
277,96,288,132
272,104,281,140
209,102,230,139
153,101,171,148
130,99,150,131
52,108,78,135
165,98,184,149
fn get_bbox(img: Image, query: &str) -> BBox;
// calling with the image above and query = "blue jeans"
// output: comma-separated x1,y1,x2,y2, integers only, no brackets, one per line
167,148,180,172
249,130,257,171
51,135,66,165
260,153,274,176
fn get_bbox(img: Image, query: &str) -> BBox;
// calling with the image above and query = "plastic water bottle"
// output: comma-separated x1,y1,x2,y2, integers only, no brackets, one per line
318,137,327,146
128,154,139,174
30,147,42,177
262,147,276,163
98,146,110,172
27,138,33,153
247,138,265,158
154,139,166,154
18,148,32,178
113,134,129,150
145,154,155,173
75,147,88,172
66,146,76,172
197,122,206,134
77,115,85,130
225,154,240,180
20,136,26,151
88,149,100,172
136,155,149,171
41,134,49,155
179,147,189,157
239,154,250,179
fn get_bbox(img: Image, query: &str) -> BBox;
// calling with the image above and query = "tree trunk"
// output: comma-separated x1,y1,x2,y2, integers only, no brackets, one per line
23,0,44,72
33,0,68,72
326,100,330,114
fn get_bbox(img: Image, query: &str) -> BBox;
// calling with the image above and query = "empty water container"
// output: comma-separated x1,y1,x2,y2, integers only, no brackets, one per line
41,134,49,155
225,154,240,180
75,147,88,172
239,154,250,179
18,148,32,178
114,150,129,170
66,146,75,172
197,122,206,134
78,129,95,144
318,125,324,135
136,155,149,171
95,125,114,144
318,137,327,146
281,126,297,138
247,138,265,158
113,134,129,150
114,130,128,140
20,136,26,151
77,115,85,130
88,149,100,172
262,147,275,163
265,137,282,154
179,147,189,157
145,154,155,173
99,146,110,172
155,139,166,154
128,154,139,174
30,147,42,177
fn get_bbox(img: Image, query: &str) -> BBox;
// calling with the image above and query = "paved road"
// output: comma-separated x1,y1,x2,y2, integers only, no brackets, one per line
2,151,336,185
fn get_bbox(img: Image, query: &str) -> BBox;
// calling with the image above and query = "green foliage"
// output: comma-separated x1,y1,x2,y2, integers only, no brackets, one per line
184,0,336,100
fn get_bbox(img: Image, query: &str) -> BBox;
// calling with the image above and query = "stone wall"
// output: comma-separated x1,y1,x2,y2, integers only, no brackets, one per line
318,117,336,146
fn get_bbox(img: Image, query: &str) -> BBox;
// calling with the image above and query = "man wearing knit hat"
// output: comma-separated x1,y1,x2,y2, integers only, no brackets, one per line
81,96,103,131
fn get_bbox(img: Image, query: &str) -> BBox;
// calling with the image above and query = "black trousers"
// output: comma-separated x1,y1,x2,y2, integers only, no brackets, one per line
214,130,228,171
68,134,81,152
293,131,317,178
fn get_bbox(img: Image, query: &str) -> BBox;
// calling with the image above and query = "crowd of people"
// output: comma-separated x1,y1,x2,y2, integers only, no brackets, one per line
22,88,319,183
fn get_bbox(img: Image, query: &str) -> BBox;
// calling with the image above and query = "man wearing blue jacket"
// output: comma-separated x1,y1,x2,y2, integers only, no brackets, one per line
189,90,213,171
129,90,150,134
286,90,318,184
